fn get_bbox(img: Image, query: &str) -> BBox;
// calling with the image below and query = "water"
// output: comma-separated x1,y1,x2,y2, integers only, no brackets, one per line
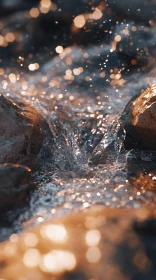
0,0,156,241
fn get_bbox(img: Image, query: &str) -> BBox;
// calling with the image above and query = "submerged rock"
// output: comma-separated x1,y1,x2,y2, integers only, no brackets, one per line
0,95,53,168
0,164,32,212
121,84,156,150
0,206,155,279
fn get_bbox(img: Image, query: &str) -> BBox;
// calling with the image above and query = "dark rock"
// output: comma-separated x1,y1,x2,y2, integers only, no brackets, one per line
0,95,53,168
0,164,32,212
126,150,156,177
121,84,156,150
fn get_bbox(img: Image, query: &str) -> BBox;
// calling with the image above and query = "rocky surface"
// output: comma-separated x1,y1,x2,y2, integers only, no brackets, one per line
0,95,53,168
0,206,156,280
121,84,156,150
0,164,32,212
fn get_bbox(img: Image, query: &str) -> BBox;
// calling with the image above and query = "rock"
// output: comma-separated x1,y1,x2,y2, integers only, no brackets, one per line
0,206,156,279
121,84,156,150
0,164,32,212
126,150,156,177
0,95,52,168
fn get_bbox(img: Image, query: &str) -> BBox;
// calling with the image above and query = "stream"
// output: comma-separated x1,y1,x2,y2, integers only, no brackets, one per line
0,0,156,241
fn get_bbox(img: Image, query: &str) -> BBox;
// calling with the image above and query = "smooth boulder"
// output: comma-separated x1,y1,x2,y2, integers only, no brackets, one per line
0,164,32,212
0,95,52,168
121,84,156,150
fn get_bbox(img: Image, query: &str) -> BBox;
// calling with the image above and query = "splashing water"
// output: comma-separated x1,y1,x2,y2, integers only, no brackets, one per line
0,0,156,241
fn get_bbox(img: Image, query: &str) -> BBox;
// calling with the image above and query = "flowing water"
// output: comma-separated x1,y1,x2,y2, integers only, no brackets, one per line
0,0,156,241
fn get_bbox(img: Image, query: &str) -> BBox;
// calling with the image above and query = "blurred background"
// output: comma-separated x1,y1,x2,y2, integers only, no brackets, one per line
0,0,155,69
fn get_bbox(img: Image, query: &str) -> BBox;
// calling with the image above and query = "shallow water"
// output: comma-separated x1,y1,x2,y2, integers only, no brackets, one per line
0,0,156,241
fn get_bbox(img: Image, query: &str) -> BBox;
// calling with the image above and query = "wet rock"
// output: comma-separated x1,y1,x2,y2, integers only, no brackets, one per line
126,150,156,177
121,84,156,150
0,95,53,168
0,164,32,212
0,206,155,279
